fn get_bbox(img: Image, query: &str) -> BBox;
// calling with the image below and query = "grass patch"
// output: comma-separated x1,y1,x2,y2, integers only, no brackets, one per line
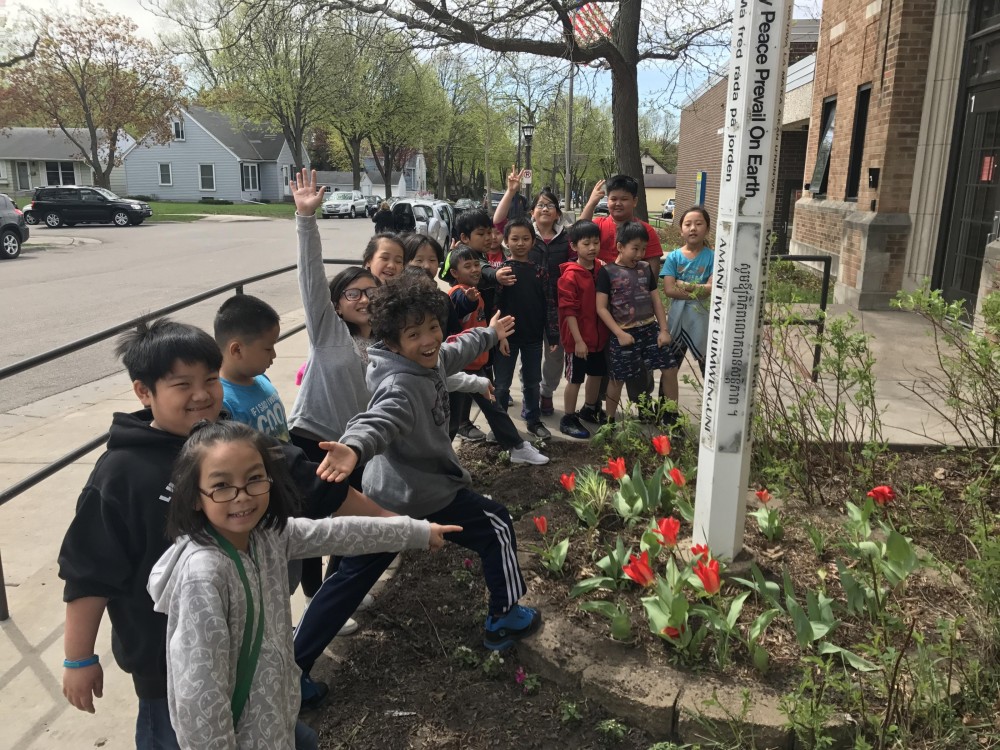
145,200,306,222
768,258,824,304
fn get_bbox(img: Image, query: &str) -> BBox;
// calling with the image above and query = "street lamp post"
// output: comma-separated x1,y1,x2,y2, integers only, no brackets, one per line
522,122,535,202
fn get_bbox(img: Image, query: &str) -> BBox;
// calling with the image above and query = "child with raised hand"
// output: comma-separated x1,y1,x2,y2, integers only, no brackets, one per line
149,420,458,750
215,294,290,442
557,219,609,439
312,273,542,652
492,216,556,439
595,221,675,422
659,206,714,426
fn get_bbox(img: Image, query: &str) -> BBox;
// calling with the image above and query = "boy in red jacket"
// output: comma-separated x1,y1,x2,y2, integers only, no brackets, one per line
557,220,609,438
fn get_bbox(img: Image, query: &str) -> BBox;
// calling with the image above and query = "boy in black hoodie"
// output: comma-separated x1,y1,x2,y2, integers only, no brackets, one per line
57,319,389,747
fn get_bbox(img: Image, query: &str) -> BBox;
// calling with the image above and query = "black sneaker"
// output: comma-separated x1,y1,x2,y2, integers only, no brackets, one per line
457,423,486,442
300,673,329,712
527,421,551,440
483,604,542,651
559,414,590,439
540,396,555,416
578,404,607,425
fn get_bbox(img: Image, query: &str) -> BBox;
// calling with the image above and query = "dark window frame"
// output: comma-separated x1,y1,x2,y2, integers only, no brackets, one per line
809,97,837,196
845,85,872,201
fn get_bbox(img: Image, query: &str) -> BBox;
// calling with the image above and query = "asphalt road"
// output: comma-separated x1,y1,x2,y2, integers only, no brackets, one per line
0,215,376,413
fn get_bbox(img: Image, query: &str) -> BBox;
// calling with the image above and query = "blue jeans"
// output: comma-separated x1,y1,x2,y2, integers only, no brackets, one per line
493,339,543,423
135,698,319,749
135,699,180,750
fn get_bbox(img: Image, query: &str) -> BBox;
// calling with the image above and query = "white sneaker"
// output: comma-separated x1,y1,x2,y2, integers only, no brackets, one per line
510,441,549,465
355,593,375,612
338,617,359,636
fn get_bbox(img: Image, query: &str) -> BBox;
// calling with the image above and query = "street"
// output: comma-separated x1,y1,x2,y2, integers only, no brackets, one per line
0,216,376,412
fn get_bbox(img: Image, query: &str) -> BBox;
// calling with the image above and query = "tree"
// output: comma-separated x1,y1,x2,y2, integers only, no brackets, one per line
1,4,185,188
639,105,679,172
311,0,731,219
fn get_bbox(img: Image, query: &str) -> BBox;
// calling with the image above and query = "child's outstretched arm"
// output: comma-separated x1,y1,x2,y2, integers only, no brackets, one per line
62,597,108,713
284,515,463,560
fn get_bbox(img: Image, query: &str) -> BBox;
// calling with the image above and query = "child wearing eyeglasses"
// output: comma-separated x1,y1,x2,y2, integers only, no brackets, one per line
149,420,458,750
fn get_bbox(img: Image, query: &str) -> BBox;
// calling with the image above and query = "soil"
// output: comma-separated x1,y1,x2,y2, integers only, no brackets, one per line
312,437,998,749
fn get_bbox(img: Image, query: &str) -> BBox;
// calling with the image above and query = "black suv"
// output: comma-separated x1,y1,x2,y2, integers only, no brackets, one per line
0,193,29,259
27,186,152,228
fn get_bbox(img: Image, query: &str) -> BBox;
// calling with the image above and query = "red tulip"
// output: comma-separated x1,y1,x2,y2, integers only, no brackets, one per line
867,485,895,506
694,558,721,595
662,625,684,639
691,543,710,561
755,488,772,504
668,467,686,487
622,550,656,587
533,516,548,535
655,517,681,548
601,457,627,480
560,472,576,492
652,435,671,456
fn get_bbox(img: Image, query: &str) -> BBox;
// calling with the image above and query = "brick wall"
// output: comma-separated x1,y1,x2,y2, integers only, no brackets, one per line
773,130,809,252
676,79,727,245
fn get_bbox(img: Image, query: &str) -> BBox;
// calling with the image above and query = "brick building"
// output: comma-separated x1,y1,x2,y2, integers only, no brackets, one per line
791,0,997,312
675,21,819,251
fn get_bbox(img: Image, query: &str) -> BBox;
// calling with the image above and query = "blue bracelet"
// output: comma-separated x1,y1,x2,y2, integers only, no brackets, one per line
63,655,99,669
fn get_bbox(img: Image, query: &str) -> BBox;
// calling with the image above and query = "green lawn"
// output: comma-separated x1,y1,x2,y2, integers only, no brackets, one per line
145,200,310,222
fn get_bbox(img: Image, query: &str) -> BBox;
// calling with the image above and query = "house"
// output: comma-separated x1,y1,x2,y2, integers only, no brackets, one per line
675,21,818,252
121,105,308,202
787,0,997,313
0,127,133,198
641,152,676,214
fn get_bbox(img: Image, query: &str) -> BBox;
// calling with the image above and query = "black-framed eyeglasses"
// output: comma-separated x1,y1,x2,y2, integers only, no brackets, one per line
342,287,376,301
535,201,557,211
199,478,272,504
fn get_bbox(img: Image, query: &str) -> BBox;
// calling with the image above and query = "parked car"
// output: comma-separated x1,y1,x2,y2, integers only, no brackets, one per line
321,190,367,218
594,196,609,216
661,198,675,220
1,193,29,259
27,186,151,228
364,195,381,217
453,198,477,213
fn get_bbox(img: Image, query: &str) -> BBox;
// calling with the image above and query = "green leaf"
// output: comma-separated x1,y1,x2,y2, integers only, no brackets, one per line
727,592,750,630
610,611,632,641
751,643,770,673
817,642,880,672
570,577,613,597
749,608,782,644
884,528,919,584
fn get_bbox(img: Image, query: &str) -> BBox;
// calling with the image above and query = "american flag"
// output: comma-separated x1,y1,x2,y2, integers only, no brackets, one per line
572,2,611,45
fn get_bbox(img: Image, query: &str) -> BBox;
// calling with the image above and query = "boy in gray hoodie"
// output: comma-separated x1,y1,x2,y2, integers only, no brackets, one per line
294,274,541,685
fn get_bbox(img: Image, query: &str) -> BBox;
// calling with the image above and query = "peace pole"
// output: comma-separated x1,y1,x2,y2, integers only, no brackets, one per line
692,0,793,559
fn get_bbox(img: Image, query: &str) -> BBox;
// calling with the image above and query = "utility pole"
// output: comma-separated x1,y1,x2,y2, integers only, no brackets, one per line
565,61,575,213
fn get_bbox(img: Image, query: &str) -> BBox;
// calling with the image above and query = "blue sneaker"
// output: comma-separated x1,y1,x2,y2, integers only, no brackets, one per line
483,604,542,650
299,673,329,712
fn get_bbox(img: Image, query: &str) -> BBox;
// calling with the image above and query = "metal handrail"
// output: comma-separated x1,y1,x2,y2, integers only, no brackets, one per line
0,258,354,620
766,253,833,382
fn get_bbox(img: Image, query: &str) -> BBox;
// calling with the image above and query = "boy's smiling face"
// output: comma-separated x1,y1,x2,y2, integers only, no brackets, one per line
388,313,444,369
135,359,222,436
505,225,534,259
451,257,481,287
616,238,647,268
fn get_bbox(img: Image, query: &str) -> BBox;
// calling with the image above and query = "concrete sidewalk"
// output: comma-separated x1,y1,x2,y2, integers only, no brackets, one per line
0,304,960,749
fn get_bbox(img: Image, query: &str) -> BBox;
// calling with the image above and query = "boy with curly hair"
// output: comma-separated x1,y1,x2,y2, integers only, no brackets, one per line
294,274,541,686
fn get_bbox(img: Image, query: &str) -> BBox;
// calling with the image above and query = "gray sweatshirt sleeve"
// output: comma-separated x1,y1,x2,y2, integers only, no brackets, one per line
283,516,431,559
339,375,415,461
445,371,490,394
297,214,351,349
439,327,498,376
168,578,237,750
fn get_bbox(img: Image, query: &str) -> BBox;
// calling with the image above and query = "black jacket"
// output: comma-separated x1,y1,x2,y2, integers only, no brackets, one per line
57,409,347,699
528,227,572,344
373,208,393,233
495,259,552,344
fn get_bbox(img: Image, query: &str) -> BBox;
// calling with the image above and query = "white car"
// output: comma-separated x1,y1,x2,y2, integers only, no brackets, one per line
322,190,367,219
393,199,450,248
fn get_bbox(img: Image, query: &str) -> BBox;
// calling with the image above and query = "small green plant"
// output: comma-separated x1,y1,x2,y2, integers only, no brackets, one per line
571,535,633,595
559,700,583,723
529,515,570,575
595,718,628,743
514,666,541,695
481,651,505,678
451,645,480,669
565,467,609,527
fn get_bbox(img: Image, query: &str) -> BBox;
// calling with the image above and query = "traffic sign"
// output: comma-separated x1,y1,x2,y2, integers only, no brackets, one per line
522,169,532,184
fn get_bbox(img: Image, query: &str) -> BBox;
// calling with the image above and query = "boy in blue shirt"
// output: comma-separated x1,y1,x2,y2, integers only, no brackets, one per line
214,294,290,442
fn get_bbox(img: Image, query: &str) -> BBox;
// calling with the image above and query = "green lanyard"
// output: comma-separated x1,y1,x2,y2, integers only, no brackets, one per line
207,527,265,730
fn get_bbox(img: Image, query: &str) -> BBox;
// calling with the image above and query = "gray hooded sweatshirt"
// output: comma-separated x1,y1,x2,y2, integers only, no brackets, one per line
148,516,430,750
340,326,497,517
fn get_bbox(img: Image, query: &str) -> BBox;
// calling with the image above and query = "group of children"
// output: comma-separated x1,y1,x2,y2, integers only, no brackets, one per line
56,166,715,750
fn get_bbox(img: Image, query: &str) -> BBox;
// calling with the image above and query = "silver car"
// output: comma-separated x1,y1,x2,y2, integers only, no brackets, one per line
322,190,367,219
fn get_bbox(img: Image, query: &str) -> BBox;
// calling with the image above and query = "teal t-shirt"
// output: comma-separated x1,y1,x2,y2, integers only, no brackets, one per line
659,247,714,358
221,374,290,442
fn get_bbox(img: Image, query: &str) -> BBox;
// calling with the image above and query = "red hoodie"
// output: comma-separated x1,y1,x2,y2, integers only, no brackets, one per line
557,259,609,353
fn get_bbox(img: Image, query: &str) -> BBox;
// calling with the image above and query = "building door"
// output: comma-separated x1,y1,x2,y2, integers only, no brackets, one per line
941,85,1000,309
15,161,30,191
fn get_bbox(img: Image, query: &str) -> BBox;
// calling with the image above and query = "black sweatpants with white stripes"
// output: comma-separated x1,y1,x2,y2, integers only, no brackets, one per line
293,487,526,675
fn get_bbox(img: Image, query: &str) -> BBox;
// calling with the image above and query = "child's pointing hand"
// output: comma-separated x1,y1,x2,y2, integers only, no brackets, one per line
428,524,463,551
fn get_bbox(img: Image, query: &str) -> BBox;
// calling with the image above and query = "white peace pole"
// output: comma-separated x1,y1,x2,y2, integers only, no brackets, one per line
692,0,793,559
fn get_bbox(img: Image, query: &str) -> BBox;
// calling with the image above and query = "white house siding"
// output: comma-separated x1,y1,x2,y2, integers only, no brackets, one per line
274,141,310,202
259,162,280,201
0,158,126,197
123,122,241,201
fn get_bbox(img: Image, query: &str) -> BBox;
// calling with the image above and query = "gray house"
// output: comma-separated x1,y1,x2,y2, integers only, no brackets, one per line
122,106,308,202
0,128,133,198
